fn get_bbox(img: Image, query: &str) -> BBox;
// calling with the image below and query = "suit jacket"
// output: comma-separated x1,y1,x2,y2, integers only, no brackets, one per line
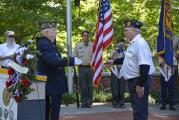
37,36,74,96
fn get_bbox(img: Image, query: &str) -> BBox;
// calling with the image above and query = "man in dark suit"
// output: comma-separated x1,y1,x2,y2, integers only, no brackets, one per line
37,21,81,120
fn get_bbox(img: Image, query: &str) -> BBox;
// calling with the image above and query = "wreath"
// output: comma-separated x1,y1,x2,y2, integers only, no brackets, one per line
5,45,38,103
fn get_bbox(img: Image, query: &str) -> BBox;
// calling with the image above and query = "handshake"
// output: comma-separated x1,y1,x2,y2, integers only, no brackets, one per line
74,57,82,65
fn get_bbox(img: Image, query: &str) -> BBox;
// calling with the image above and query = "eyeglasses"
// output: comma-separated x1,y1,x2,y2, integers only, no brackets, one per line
83,34,89,36
7,35,14,38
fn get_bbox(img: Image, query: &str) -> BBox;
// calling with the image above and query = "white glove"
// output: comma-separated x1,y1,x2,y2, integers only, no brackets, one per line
74,57,82,65
26,54,34,60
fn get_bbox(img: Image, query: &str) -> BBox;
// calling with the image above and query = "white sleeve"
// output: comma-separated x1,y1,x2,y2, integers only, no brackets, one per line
0,48,5,58
137,43,151,65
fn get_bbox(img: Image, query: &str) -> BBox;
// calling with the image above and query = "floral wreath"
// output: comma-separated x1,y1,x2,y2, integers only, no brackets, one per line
5,45,38,103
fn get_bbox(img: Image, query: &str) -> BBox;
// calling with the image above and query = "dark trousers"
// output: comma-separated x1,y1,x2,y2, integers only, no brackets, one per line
111,72,125,106
46,95,62,120
78,66,93,106
160,74,174,106
173,65,179,103
128,76,151,120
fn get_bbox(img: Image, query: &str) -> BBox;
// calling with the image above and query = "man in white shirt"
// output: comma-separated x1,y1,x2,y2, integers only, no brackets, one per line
0,31,20,67
106,19,155,120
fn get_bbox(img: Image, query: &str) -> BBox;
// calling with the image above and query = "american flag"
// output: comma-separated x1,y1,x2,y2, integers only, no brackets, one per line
91,0,113,87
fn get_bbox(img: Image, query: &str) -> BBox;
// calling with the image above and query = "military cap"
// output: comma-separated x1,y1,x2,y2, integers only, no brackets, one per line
124,19,143,29
39,20,57,30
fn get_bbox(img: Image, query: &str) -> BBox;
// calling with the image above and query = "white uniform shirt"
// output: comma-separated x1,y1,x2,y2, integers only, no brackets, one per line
120,34,155,80
0,43,20,67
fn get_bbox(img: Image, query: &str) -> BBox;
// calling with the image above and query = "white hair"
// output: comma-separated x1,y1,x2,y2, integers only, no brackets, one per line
133,28,141,33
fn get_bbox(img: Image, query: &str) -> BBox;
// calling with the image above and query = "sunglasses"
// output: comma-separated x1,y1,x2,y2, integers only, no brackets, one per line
7,35,15,38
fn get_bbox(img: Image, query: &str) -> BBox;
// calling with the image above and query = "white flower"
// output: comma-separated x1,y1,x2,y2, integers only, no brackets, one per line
16,47,28,55
26,54,34,60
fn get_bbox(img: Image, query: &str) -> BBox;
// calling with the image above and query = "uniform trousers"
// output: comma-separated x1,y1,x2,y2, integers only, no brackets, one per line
78,66,93,107
111,72,125,106
46,95,62,120
127,76,151,120
173,65,179,104
160,74,174,106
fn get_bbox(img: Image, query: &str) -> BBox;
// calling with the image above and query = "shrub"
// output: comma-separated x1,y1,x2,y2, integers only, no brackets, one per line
62,93,76,106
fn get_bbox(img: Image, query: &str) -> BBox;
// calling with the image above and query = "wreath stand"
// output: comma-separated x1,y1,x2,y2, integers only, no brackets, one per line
0,68,47,120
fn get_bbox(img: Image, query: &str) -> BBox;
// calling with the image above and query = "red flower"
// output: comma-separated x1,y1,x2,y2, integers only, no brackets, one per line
21,79,30,87
6,80,12,87
23,59,29,65
14,96,22,103
5,78,14,87
8,68,14,75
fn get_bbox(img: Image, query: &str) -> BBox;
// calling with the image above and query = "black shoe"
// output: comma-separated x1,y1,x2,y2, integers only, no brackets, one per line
119,104,125,108
86,105,91,108
112,105,118,108
81,104,87,108
169,106,176,111
160,105,167,110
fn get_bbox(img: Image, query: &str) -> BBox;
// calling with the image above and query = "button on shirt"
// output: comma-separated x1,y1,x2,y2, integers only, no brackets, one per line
0,43,20,67
120,34,155,80
73,41,93,65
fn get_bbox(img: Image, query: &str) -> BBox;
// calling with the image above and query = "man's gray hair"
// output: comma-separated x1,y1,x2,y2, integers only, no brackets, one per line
134,28,141,33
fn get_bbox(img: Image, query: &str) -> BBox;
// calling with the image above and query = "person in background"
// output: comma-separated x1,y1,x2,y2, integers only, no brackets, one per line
105,19,155,120
159,58,176,111
37,21,81,120
159,31,178,111
173,33,179,105
0,31,20,67
110,40,125,108
73,30,93,108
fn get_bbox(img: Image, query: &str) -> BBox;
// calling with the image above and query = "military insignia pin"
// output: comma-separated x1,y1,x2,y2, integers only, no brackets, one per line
3,88,11,106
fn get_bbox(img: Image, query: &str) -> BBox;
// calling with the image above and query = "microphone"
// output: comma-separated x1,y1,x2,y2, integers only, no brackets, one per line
21,39,33,47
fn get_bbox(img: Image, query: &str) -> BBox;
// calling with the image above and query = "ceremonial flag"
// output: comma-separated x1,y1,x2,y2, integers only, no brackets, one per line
91,0,113,87
157,0,173,81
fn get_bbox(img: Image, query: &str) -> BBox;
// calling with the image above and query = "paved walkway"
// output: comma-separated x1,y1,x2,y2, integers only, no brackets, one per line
60,103,179,120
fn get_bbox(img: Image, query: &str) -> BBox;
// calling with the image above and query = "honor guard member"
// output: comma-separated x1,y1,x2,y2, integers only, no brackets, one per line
110,40,125,108
159,58,176,111
73,30,93,108
107,19,155,120
173,34,179,105
37,21,81,120
0,31,20,67
159,33,178,111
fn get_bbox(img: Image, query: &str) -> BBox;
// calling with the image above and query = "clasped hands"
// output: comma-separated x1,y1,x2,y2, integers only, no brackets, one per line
74,57,82,65
102,60,114,69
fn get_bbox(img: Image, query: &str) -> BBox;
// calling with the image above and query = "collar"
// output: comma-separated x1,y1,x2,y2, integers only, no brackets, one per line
130,34,141,44
82,41,89,46
5,42,16,47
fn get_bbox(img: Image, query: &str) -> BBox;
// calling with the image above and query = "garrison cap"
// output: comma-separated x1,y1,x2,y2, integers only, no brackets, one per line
124,19,143,29
39,20,57,30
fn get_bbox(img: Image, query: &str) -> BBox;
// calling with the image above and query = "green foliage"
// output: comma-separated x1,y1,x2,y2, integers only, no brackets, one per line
62,93,76,106
93,89,112,102
0,0,178,55
124,92,131,103
61,89,161,105
149,90,160,104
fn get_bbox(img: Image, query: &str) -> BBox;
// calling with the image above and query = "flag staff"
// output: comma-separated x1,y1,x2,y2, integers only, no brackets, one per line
66,0,73,94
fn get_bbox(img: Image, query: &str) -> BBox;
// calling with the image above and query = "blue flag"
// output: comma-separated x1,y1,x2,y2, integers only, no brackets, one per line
157,0,173,81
